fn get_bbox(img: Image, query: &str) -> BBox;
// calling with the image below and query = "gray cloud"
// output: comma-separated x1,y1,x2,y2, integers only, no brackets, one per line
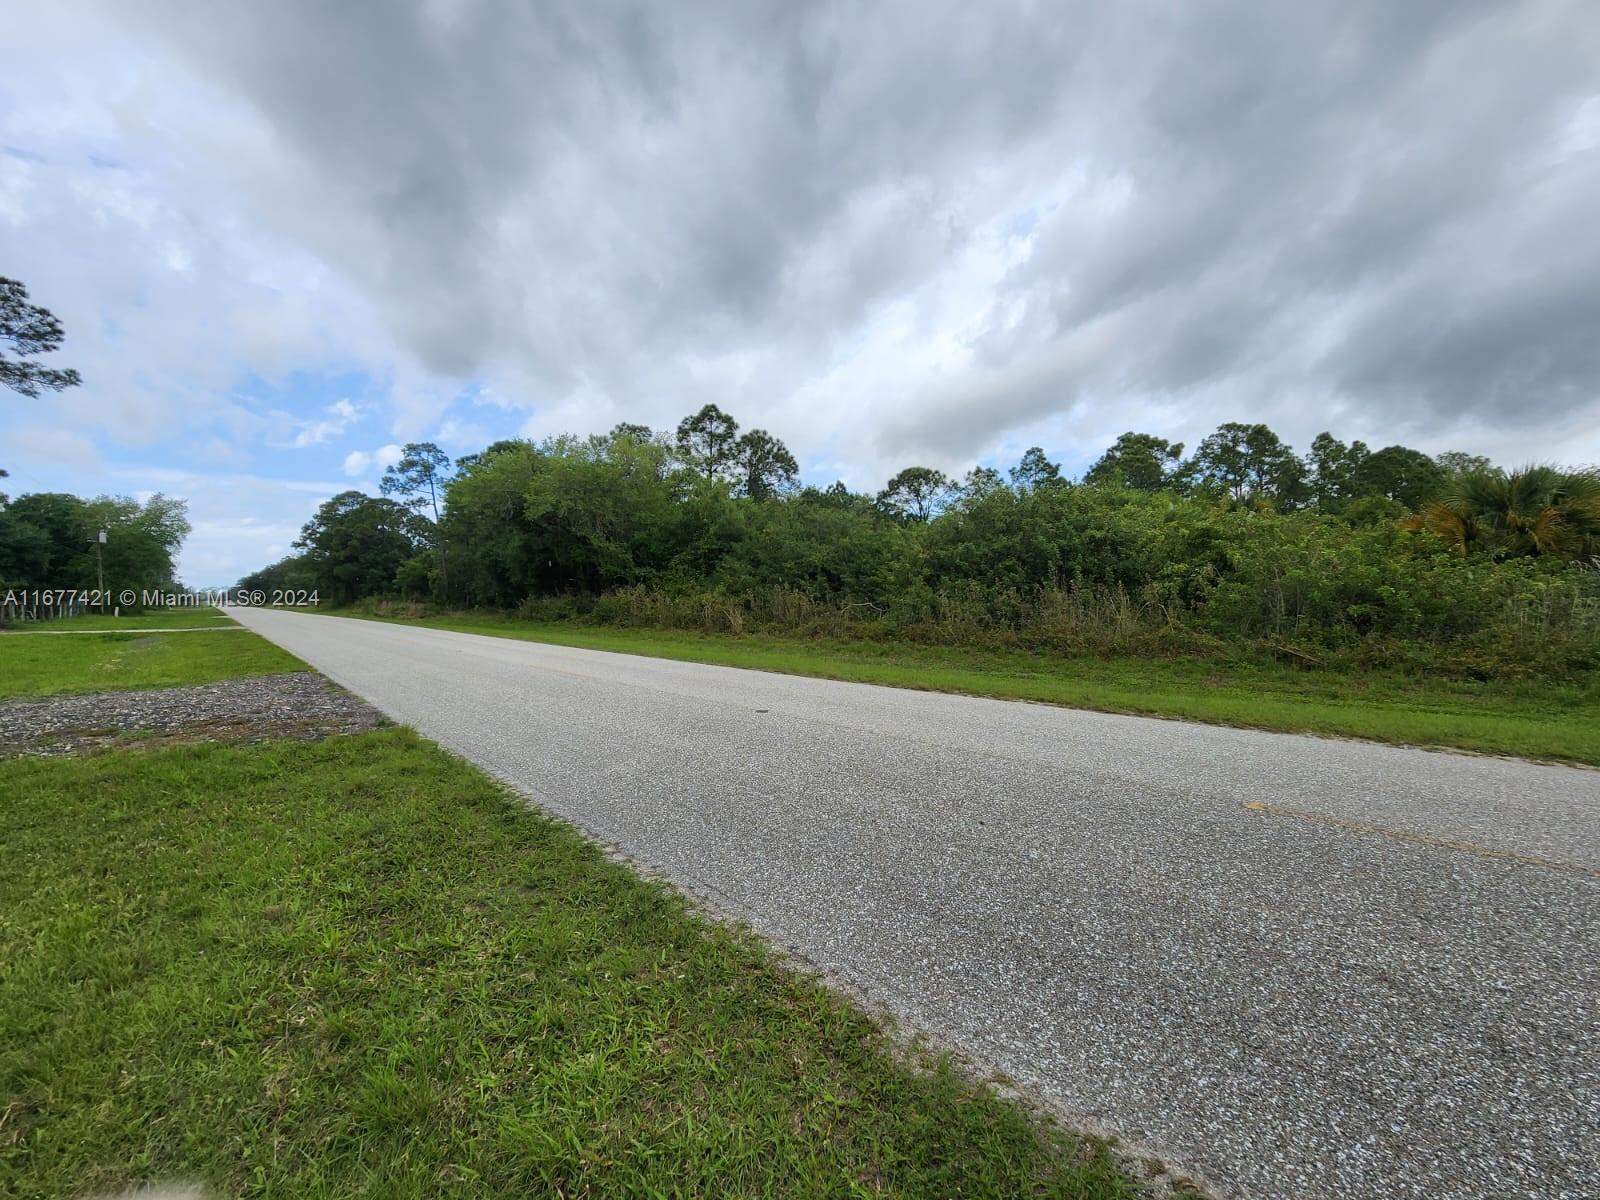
14,0,1600,486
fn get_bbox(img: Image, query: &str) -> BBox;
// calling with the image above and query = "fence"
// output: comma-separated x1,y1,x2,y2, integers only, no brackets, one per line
0,598,91,625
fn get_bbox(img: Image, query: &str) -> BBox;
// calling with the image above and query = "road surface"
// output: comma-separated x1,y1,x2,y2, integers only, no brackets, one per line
230,607,1599,1199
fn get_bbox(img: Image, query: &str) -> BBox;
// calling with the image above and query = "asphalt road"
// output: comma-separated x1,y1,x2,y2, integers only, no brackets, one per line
230,607,1600,1199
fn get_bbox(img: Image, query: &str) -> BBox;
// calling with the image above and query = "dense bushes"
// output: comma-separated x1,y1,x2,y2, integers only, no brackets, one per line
254,418,1600,681
503,492,1600,678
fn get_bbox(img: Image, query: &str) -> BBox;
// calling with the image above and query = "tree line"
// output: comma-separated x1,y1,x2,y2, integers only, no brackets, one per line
0,490,190,598
243,406,1600,678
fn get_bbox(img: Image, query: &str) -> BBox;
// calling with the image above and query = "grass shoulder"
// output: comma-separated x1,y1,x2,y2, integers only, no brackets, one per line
0,729,1142,1198
326,608,1600,766
11,608,240,631
0,609,304,698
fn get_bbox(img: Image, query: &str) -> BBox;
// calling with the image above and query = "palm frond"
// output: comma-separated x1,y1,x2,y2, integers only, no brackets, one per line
1401,465,1600,561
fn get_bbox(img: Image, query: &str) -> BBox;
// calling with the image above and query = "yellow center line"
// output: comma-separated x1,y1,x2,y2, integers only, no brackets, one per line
1241,800,1598,879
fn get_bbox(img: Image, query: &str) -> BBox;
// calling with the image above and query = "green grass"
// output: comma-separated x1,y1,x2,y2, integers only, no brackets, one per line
0,731,1137,1199
10,607,239,631
336,611,1600,766
0,612,304,698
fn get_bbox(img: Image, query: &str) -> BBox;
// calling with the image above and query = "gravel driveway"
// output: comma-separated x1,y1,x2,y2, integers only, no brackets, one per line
0,671,386,756
228,606,1600,1200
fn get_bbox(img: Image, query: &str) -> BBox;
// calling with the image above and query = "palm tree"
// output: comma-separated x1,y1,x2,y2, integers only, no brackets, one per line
1402,466,1600,559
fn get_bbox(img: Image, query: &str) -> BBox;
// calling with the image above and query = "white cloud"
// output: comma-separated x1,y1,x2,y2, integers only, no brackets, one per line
194,435,249,467
290,399,363,448
8,427,102,469
437,418,489,449
341,442,403,480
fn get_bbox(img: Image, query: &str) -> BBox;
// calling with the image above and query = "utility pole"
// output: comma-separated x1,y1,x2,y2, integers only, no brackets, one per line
95,528,106,599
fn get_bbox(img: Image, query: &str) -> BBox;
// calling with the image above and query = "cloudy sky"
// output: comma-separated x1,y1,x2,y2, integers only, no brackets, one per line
3,1,1597,583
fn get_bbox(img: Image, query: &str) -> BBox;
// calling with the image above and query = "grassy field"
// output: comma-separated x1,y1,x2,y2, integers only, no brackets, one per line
333,610,1600,766
0,609,303,698
0,730,1140,1199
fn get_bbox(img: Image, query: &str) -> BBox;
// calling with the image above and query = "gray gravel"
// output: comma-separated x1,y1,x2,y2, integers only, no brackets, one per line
229,607,1600,1200
0,670,386,756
